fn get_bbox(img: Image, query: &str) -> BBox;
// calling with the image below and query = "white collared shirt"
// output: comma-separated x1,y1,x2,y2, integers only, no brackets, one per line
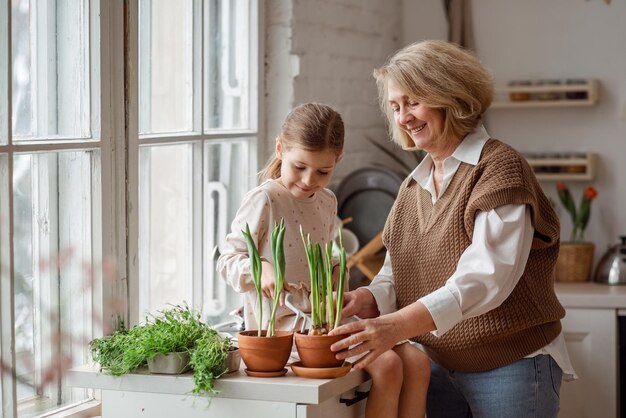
367,125,576,379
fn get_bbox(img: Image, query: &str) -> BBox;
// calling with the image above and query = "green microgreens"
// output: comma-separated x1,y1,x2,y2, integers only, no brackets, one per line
189,329,233,395
90,305,233,396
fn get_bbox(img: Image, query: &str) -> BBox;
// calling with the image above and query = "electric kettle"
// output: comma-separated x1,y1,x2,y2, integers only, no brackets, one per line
594,236,626,285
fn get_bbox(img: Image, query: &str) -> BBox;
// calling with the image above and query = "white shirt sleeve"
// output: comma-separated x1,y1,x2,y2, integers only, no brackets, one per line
420,203,534,336
364,253,397,315
216,188,271,293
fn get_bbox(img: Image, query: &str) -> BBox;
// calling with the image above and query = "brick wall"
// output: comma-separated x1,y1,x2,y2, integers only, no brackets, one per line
264,0,411,184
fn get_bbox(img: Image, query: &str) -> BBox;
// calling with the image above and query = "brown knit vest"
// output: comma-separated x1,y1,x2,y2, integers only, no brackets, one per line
383,139,565,372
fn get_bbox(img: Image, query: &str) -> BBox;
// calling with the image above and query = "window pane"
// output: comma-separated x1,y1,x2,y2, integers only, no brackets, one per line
139,0,194,135
203,140,248,323
11,0,91,141
204,0,251,130
0,1,7,145
138,143,194,317
13,150,95,415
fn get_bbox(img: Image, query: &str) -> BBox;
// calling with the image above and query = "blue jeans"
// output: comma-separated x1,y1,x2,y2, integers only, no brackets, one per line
426,355,562,418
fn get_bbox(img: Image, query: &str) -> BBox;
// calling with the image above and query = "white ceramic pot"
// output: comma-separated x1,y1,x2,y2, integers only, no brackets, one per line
147,351,191,374
225,348,241,373
333,228,359,257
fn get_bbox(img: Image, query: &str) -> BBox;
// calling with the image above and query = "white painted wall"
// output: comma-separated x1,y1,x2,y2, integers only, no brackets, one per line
265,0,625,264
264,0,403,184
401,0,447,43
401,0,626,264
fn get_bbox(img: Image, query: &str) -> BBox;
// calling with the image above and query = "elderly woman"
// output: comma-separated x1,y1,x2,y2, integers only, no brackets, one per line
330,40,575,418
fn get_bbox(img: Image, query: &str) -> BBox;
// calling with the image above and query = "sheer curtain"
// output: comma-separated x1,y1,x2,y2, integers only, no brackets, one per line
443,0,474,49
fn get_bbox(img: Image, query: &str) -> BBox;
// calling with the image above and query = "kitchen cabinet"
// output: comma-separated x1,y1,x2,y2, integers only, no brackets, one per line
559,307,616,418
555,282,624,418
491,79,598,109
67,364,370,418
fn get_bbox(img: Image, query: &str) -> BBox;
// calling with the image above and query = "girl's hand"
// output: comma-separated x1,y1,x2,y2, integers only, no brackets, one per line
260,261,287,305
340,288,380,319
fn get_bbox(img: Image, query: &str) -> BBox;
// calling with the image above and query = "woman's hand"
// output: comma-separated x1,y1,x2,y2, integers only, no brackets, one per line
328,314,406,369
329,301,436,369
260,261,287,305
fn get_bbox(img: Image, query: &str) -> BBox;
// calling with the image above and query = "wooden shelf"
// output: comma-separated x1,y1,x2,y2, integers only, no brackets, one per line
524,153,596,181
491,79,598,109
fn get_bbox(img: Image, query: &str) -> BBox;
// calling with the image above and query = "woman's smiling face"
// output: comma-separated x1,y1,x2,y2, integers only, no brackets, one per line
276,142,338,199
387,79,447,155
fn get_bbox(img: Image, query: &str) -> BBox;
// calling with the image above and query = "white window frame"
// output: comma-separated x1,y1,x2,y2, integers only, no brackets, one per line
127,0,262,325
1,0,263,416
1,0,127,416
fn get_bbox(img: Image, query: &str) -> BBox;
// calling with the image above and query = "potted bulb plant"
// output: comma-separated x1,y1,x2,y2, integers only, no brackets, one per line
294,227,348,369
555,181,599,282
237,219,294,376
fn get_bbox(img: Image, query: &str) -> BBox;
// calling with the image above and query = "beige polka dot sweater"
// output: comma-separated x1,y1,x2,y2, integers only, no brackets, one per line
217,179,338,331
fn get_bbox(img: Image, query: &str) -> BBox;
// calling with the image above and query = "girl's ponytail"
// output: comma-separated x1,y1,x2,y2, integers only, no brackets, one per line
259,156,282,181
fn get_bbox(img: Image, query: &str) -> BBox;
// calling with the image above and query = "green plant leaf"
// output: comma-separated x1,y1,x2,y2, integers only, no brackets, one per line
242,224,263,336
268,218,286,337
557,186,577,226
189,330,232,396
334,229,347,330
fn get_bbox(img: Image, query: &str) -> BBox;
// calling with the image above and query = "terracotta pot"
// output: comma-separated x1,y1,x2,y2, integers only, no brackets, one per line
294,331,344,368
237,330,293,372
556,242,595,282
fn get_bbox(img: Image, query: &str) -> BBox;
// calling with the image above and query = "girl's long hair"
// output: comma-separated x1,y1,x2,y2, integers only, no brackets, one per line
259,103,344,181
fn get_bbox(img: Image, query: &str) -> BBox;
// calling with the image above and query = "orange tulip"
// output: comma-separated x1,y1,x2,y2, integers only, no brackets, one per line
556,182,598,242
584,186,598,200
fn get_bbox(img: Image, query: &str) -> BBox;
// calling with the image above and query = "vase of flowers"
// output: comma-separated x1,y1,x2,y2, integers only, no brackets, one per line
555,182,598,282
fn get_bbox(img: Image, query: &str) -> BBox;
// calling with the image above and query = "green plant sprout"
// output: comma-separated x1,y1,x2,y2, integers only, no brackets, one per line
242,218,286,337
242,224,263,336
268,218,286,337
300,226,347,334
334,229,347,330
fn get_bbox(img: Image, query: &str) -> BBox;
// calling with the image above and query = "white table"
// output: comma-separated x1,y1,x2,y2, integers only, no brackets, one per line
67,363,370,418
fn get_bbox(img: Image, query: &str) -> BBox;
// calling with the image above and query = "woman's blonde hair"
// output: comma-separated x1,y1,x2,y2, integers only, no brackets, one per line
259,103,345,181
374,40,494,149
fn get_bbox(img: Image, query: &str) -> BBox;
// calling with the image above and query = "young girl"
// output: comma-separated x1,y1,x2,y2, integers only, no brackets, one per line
217,102,428,418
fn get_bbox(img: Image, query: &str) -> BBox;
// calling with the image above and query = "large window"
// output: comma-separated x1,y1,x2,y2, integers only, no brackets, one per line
2,1,100,416
0,0,260,416
135,0,258,324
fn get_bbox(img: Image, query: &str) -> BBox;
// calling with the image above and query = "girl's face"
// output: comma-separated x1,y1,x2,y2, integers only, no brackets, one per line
387,79,450,157
276,142,338,199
